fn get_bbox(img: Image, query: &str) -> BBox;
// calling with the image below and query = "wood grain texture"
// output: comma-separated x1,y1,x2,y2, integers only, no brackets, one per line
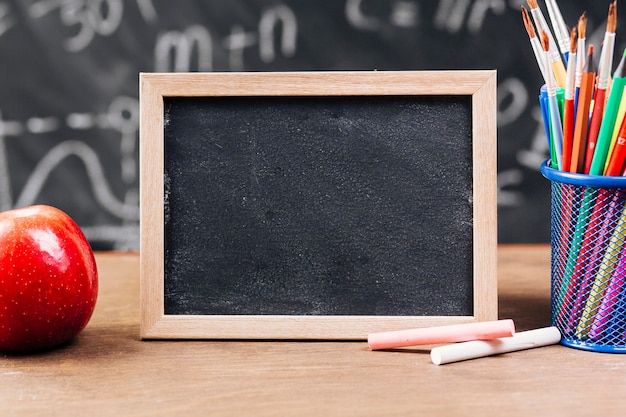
2,247,626,416
139,71,498,339
140,70,498,97
471,69,498,323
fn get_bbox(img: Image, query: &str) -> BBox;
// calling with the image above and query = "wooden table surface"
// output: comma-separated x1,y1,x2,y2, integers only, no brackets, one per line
1,245,625,416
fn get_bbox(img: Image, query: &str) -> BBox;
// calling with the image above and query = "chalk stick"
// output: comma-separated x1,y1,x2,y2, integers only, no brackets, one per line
430,327,561,366
367,319,515,350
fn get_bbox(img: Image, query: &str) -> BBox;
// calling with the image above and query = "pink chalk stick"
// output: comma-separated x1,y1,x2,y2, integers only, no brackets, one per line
367,319,516,350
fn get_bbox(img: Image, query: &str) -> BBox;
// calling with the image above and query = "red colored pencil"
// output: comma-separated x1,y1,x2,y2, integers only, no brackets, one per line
605,114,626,176
585,88,609,173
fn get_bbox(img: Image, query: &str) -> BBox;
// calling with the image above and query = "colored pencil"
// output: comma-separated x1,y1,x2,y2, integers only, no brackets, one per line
552,185,584,328
592,47,626,176
553,181,596,319
562,28,578,171
539,86,553,153
602,50,626,173
589,240,626,341
555,187,600,328
545,0,570,61
584,2,617,174
554,183,579,265
607,263,626,339
527,0,567,88
541,30,564,169
605,113,626,176
522,6,549,82
576,203,626,339
605,88,626,173
570,45,595,173
563,190,623,333
521,2,626,347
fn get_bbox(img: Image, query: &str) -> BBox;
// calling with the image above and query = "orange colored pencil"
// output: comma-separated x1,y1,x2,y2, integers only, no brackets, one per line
570,45,595,173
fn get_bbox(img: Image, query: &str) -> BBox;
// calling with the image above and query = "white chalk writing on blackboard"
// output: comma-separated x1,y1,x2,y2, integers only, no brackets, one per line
346,0,419,30
0,96,138,221
435,0,506,34
0,2,13,36
498,169,524,207
517,107,551,171
15,140,137,220
29,0,121,52
154,6,297,72
259,5,297,62
155,25,213,72
497,77,528,127
4,0,611,247
28,0,157,52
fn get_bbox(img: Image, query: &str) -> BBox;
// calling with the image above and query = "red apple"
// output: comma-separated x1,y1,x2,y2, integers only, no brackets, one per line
0,205,98,352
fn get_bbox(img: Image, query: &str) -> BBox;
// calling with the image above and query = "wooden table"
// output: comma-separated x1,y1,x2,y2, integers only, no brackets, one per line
1,245,625,416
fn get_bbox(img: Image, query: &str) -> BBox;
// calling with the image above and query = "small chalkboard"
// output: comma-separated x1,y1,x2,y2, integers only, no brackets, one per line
139,71,497,340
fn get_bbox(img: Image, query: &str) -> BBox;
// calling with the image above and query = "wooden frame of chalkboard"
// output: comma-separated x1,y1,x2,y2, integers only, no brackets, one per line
139,71,497,340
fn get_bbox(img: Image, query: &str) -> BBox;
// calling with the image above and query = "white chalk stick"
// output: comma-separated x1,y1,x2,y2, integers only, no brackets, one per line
430,326,561,365
368,319,515,350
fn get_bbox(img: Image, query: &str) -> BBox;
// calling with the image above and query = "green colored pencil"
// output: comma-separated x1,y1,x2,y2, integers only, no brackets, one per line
589,48,626,175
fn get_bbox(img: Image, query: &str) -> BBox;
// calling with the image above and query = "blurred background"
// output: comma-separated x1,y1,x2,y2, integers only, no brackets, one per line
0,0,621,249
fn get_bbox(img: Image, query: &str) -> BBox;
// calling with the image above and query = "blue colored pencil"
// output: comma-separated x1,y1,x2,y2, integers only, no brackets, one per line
539,86,555,162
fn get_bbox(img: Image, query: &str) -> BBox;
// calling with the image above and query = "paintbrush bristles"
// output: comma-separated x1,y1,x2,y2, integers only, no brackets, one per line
578,13,586,39
522,6,536,38
570,28,578,54
608,1,617,33
541,30,550,52
527,0,538,10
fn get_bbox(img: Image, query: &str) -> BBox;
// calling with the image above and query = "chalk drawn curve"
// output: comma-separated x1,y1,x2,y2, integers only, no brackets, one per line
15,140,138,221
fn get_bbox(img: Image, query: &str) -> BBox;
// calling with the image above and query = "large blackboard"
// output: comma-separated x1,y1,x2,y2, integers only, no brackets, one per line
0,1,621,248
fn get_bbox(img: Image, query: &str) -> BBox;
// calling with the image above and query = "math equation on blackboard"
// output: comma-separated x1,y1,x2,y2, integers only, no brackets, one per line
0,0,616,247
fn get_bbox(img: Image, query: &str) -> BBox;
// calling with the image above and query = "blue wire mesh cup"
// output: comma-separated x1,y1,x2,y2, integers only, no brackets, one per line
542,161,626,353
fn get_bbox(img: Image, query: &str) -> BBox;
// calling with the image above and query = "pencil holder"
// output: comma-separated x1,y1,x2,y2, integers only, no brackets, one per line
542,161,626,352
